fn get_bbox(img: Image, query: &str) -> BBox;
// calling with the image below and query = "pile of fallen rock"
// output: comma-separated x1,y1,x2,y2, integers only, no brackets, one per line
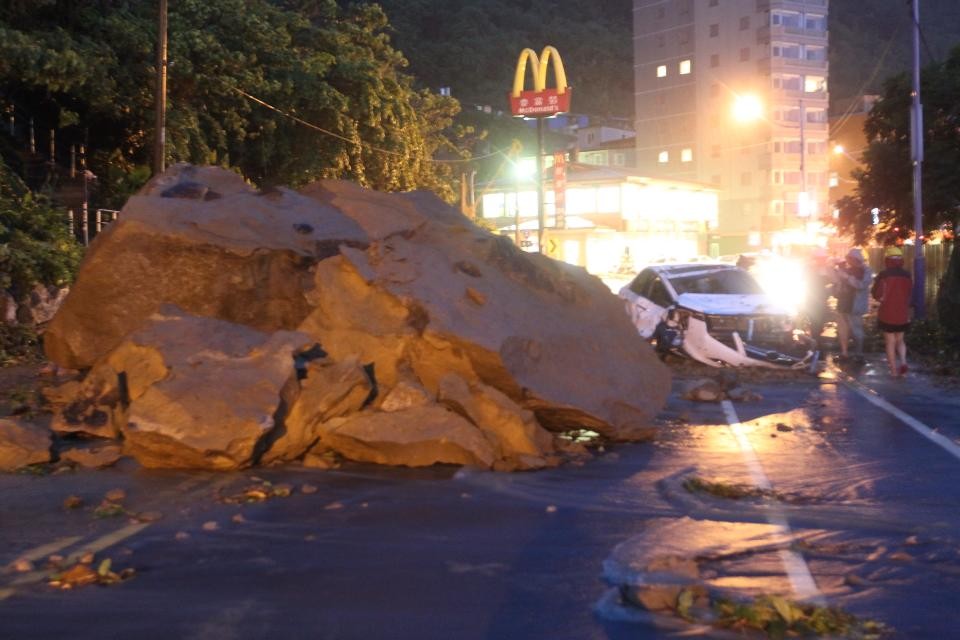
1,165,670,472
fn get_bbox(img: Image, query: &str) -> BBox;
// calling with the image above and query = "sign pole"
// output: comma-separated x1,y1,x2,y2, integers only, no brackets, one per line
507,46,571,253
536,117,545,253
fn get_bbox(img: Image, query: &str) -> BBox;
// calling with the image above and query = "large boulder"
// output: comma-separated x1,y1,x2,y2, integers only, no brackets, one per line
43,164,670,470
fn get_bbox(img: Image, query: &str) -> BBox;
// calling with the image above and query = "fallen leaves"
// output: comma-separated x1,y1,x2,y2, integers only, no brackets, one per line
218,479,294,504
46,554,135,590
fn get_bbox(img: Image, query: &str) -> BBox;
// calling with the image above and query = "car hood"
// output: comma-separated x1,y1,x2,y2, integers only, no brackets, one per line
675,293,789,316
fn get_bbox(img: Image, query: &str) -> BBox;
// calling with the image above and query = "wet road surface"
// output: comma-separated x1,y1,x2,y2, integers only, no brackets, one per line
2,358,959,639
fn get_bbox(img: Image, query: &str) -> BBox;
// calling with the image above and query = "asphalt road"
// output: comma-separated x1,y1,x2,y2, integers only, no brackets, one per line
2,357,959,639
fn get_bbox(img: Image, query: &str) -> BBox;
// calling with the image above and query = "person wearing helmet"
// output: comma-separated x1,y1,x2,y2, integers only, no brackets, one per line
872,246,913,377
834,247,872,362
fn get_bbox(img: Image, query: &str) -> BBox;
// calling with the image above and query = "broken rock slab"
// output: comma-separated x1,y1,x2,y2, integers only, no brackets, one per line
437,373,557,470
261,355,373,465
0,418,52,471
314,406,497,469
105,308,313,470
59,442,123,469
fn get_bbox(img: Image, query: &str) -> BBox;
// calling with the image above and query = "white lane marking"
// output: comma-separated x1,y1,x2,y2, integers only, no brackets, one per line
842,377,960,462
0,522,152,601
7,536,82,565
63,522,152,564
721,400,824,604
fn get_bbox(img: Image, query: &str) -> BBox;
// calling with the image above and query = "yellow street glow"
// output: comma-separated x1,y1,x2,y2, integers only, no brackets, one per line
732,95,763,123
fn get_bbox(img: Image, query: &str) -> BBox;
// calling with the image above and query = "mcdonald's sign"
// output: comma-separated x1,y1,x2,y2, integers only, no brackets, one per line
508,46,572,117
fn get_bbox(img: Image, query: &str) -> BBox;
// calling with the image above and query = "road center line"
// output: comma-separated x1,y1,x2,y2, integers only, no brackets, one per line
721,400,824,605
841,377,960,462
0,522,152,601
7,536,82,566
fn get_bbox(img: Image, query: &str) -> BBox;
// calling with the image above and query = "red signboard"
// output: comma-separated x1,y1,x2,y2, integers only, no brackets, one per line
508,88,572,117
553,152,566,229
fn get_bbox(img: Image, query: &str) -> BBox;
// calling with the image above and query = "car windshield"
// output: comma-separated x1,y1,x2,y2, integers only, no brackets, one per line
667,268,764,295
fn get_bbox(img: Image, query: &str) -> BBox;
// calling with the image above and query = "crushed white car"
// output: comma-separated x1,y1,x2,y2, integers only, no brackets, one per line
619,264,816,369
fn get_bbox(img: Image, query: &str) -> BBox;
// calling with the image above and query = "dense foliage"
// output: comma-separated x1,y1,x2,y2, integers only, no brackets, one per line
0,161,82,296
0,0,465,202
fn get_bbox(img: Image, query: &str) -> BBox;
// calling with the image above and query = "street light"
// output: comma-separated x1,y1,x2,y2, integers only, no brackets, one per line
732,94,763,123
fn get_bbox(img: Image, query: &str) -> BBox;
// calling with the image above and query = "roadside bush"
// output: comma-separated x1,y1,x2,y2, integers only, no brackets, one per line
0,323,41,365
0,160,83,298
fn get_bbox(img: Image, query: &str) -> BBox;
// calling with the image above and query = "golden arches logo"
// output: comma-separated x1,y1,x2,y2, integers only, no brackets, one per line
508,46,571,117
511,46,568,98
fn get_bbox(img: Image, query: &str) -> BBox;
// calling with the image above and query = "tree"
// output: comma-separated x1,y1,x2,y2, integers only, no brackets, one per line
838,45,960,331
0,0,464,202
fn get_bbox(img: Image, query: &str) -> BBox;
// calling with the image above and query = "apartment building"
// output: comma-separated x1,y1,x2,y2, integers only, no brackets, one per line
633,0,830,255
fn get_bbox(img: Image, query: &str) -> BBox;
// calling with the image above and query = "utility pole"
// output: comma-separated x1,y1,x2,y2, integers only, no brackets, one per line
153,0,168,175
910,0,926,317
799,99,807,221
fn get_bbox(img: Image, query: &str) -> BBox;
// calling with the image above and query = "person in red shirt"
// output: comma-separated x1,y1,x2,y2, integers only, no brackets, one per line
871,246,913,377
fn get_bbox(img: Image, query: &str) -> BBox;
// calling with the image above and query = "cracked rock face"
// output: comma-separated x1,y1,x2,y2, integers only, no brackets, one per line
43,164,670,471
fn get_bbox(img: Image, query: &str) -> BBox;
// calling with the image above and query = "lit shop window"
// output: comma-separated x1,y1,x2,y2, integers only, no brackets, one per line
658,150,669,163
657,65,667,78
679,59,692,75
681,148,693,162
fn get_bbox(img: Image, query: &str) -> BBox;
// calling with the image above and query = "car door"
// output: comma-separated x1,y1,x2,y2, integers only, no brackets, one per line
619,270,669,338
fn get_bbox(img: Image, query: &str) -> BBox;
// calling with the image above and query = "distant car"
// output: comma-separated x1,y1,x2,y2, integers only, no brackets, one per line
619,263,816,369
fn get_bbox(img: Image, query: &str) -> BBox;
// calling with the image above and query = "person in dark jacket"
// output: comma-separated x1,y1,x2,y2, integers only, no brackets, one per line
871,246,913,377
834,248,872,361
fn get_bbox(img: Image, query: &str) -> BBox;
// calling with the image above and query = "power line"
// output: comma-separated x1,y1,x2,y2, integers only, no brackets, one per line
233,87,503,165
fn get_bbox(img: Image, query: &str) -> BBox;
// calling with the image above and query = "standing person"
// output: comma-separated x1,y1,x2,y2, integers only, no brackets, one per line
834,248,872,362
872,246,913,377
803,247,832,348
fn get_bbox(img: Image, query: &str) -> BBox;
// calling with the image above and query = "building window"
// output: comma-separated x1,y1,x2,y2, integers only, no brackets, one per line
656,6,665,19
773,42,801,59
657,34,665,48
772,171,782,185
681,148,693,162
740,16,750,30
829,172,839,188
805,107,827,123
805,45,826,61
679,29,690,45
679,59,692,75
806,14,826,32
613,153,625,166
657,65,667,78
771,200,784,215
710,24,719,37
772,10,801,28
709,0,719,6
804,75,827,93
658,150,669,163
773,73,802,91
740,48,751,61
710,54,720,68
